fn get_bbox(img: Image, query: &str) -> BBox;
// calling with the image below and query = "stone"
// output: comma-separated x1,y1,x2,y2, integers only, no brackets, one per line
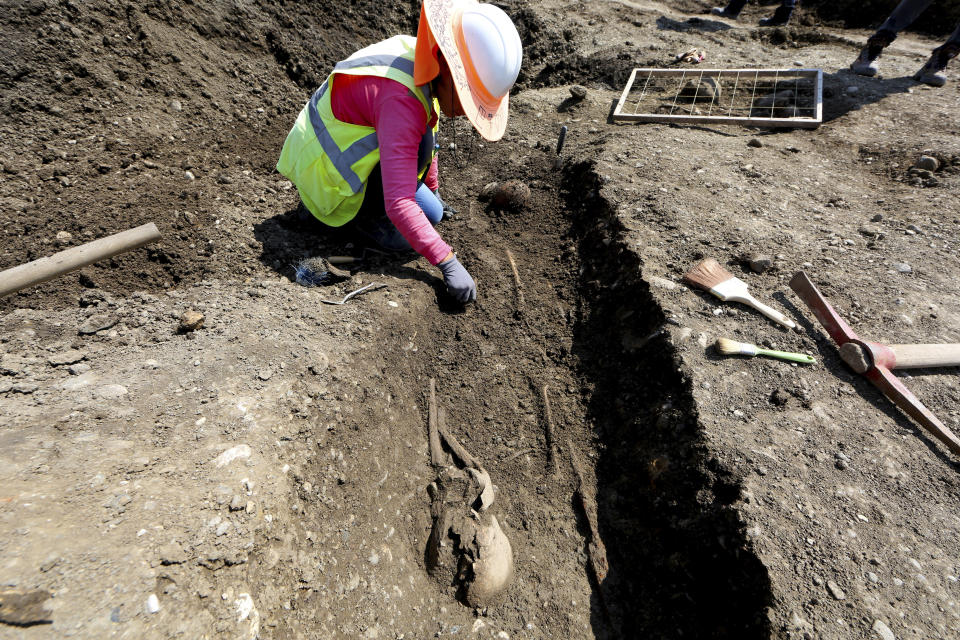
916,155,938,172
846,85,859,95
12,383,39,394
872,620,896,640
858,225,882,238
78,314,117,335
68,363,91,375
213,445,251,468
892,262,912,273
178,310,204,333
97,384,128,399
826,580,846,600
748,255,773,273
569,85,587,100
47,350,86,366
747,138,762,148
55,231,73,245
145,593,160,614
158,543,187,565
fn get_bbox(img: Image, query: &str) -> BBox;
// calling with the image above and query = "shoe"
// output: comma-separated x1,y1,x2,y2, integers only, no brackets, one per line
914,59,947,87
850,48,879,77
710,7,739,19
759,7,792,26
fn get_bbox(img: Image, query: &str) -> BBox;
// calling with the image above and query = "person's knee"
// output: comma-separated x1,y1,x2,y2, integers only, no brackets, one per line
416,185,444,225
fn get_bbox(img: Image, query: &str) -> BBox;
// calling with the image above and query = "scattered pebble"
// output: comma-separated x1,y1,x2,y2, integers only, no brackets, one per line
214,445,252,468
748,254,773,273
48,350,86,366
826,580,846,600
178,310,205,333
916,155,938,172
258,369,272,381
569,85,587,100
872,620,896,640
78,314,118,335
145,593,160,614
892,262,912,273
55,230,73,245
747,138,762,148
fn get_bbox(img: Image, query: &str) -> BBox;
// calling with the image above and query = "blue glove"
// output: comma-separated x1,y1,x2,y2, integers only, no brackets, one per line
437,255,476,303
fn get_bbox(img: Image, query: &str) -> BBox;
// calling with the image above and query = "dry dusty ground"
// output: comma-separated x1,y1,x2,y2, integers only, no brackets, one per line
1,1,959,639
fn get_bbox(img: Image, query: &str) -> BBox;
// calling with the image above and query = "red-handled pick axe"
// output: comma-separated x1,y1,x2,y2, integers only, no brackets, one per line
789,271,960,456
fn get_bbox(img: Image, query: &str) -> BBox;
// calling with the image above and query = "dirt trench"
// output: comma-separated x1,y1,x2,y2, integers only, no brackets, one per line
248,132,774,636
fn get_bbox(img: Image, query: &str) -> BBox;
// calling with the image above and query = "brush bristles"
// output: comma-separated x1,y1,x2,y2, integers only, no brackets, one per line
715,337,747,355
683,258,734,291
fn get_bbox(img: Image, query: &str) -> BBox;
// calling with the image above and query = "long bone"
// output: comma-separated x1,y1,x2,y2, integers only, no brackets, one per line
789,271,960,456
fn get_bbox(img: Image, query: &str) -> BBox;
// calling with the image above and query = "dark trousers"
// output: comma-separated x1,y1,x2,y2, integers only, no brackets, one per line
868,0,960,68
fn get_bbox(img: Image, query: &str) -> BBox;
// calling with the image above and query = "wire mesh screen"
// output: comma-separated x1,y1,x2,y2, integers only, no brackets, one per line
613,68,822,128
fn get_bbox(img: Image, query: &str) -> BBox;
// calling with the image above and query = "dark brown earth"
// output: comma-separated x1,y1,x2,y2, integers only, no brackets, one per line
2,1,960,639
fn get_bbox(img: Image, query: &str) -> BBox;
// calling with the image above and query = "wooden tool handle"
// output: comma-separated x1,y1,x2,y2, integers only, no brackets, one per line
0,223,161,298
731,293,796,330
890,344,960,369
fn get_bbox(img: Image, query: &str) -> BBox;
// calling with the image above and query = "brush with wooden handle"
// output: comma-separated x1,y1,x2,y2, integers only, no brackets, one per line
684,258,796,330
715,337,815,364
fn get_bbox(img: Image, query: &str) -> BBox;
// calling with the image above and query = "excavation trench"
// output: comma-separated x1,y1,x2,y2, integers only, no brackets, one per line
277,150,774,637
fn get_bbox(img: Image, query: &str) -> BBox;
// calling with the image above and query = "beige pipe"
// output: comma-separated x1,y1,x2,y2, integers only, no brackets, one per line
840,342,960,374
0,223,162,298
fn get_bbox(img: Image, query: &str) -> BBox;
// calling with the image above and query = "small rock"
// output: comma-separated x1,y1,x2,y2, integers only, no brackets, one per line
97,384,128,399
48,350,86,366
871,213,883,222
569,85,587,100
213,445,251,468
12,383,39,394
178,310,204,333
55,231,73,245
69,363,91,375
747,138,762,148
846,85,859,95
748,254,773,273
229,495,244,511
867,572,879,583
215,521,231,536
78,313,118,335
916,155,938,172
145,593,160,614
892,262,912,273
258,369,272,381
872,619,896,640
169,100,182,112
858,225,882,238
158,543,187,565
826,580,846,600
184,170,196,181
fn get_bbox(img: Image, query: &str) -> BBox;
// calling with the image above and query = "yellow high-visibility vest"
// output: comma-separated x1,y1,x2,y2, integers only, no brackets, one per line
276,35,439,227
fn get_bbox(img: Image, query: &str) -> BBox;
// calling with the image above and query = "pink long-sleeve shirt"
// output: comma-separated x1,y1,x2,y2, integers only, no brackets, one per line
331,73,451,265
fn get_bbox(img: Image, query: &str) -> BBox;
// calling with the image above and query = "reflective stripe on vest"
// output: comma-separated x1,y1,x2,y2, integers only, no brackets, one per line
306,80,378,194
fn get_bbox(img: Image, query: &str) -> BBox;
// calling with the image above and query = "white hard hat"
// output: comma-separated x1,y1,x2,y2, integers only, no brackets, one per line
417,0,523,141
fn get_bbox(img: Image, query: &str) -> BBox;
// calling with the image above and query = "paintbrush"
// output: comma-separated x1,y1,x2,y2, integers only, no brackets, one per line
715,337,815,364
683,258,796,329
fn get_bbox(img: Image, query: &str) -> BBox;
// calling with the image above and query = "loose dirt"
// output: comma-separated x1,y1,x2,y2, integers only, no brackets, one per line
2,1,959,639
